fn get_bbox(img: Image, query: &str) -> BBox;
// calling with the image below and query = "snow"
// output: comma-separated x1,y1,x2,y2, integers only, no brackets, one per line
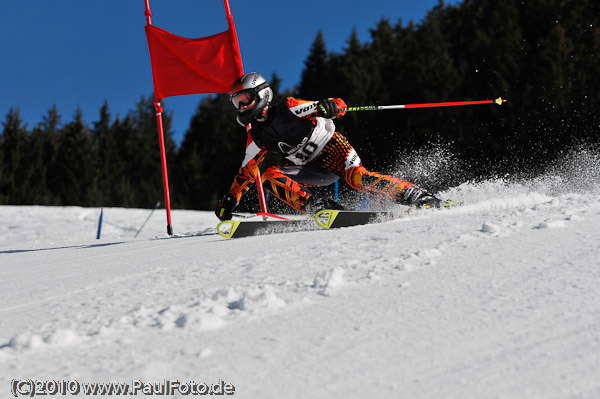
2,153,600,398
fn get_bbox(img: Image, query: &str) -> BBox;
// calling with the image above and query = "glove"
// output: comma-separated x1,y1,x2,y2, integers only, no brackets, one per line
215,194,238,221
316,99,338,119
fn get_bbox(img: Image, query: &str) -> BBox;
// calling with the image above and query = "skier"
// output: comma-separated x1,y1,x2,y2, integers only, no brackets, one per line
216,72,453,221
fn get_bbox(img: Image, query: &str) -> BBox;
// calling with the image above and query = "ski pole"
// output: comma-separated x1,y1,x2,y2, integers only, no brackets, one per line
340,97,506,112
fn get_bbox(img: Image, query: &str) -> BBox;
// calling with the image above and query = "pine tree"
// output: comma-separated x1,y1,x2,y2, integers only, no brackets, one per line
298,31,332,99
108,115,138,206
0,128,5,203
90,102,113,206
410,1,465,151
337,29,371,156
569,0,600,140
366,18,411,168
51,109,95,205
174,94,243,209
37,106,64,204
0,108,29,203
28,120,59,204
126,96,177,208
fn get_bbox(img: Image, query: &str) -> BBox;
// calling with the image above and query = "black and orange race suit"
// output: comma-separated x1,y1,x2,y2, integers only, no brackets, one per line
226,97,415,212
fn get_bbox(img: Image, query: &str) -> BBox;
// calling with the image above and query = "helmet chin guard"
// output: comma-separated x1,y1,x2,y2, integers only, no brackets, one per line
230,73,273,126
236,104,268,126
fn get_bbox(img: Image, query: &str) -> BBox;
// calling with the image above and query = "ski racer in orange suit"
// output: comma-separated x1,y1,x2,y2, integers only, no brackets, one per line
216,72,453,221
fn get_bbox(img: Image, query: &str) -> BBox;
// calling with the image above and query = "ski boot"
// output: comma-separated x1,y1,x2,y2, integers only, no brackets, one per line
399,186,456,209
305,196,345,215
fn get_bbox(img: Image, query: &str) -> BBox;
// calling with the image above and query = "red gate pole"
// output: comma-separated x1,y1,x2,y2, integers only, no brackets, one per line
145,0,173,235
248,124,271,219
144,0,152,25
153,101,174,236
223,0,243,76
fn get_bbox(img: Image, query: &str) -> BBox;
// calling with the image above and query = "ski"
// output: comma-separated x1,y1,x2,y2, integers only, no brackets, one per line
217,210,398,239
314,210,396,229
217,218,316,239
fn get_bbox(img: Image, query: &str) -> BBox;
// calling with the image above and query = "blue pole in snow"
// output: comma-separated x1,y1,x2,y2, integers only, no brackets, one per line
96,208,104,239
356,195,370,210
334,181,339,202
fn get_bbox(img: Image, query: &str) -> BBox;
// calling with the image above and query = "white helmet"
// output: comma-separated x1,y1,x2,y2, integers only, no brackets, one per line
230,72,273,126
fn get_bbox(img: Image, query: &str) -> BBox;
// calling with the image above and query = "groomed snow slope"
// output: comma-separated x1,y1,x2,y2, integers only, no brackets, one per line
1,153,600,398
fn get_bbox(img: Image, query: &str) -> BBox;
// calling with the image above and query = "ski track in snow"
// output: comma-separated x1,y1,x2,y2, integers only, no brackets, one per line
1,178,600,398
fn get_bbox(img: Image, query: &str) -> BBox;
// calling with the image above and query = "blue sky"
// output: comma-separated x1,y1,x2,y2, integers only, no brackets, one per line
1,1,462,145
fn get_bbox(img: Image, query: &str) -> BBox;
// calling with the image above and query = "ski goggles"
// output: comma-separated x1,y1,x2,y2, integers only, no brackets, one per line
231,90,256,110
231,82,270,110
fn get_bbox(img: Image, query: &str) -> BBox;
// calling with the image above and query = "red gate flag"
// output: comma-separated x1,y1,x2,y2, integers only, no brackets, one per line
144,0,247,235
145,24,243,100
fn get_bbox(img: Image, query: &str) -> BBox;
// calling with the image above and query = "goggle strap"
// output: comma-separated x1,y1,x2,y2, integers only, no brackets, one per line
254,82,269,92
232,82,269,99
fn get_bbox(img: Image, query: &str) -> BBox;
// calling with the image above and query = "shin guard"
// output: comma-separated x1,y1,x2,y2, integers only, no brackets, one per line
261,166,311,212
344,165,414,203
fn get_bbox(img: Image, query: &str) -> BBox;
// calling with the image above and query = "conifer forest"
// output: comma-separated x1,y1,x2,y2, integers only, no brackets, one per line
1,0,598,210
